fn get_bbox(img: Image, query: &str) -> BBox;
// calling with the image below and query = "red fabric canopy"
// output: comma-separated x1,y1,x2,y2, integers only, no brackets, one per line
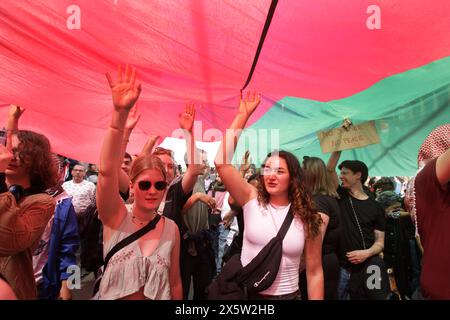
1,0,449,163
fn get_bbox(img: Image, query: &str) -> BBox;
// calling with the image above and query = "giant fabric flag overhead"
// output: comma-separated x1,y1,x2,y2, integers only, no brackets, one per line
0,0,449,175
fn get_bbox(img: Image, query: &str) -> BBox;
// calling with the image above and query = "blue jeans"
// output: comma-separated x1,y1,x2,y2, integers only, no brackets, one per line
337,267,351,300
215,224,230,275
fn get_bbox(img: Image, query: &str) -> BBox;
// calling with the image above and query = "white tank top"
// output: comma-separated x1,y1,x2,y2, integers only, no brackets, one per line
241,198,304,296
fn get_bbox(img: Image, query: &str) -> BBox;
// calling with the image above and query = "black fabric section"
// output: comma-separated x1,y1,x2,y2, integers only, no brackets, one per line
163,178,192,234
241,0,279,90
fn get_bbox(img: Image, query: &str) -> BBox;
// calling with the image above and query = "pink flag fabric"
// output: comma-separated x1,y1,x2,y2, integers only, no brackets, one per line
1,1,449,163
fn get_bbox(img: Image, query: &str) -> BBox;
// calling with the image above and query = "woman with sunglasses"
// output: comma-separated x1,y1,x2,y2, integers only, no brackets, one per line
96,65,182,300
1,105,59,299
214,92,324,300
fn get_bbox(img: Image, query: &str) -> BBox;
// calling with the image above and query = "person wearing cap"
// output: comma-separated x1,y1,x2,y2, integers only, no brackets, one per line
376,190,420,299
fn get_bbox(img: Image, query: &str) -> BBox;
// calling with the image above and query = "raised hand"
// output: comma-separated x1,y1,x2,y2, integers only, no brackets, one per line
106,64,142,112
7,105,25,134
238,90,261,117
179,102,195,132
9,105,25,120
239,150,251,174
125,104,141,131
148,135,161,145
140,134,161,156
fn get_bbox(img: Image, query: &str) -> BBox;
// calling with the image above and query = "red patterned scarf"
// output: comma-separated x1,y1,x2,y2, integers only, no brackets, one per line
406,123,450,236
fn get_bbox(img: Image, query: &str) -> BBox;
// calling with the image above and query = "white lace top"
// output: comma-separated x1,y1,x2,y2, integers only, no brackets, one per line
98,212,177,300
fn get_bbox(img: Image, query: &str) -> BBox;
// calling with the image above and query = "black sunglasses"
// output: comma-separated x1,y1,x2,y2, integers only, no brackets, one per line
138,180,167,191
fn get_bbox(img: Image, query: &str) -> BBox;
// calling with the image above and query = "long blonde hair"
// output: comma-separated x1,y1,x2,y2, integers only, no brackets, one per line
302,156,339,198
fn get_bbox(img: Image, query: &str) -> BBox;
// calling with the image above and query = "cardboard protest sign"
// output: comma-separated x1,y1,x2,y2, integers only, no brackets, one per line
317,121,380,153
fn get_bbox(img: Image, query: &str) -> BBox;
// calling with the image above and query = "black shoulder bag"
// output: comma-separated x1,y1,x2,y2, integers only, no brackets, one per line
207,207,294,300
92,214,161,297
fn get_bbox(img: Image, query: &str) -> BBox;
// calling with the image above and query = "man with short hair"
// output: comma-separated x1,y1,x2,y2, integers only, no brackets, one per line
121,152,133,176
152,103,205,234
86,164,98,185
152,105,206,299
179,150,216,300
328,152,390,300
62,164,96,217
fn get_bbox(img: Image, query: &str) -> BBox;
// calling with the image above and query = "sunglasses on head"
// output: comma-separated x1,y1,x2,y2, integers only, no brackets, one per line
138,180,168,191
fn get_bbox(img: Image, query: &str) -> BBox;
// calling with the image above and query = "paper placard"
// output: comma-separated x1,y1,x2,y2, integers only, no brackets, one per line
317,121,380,153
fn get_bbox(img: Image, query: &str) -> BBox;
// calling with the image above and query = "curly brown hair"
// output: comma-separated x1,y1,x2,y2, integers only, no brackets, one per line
258,150,322,238
16,130,58,192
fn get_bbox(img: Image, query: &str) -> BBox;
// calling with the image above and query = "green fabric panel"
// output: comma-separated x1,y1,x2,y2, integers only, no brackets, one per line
236,56,450,176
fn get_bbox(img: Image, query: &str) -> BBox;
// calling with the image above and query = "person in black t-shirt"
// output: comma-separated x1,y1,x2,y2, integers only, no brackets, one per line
300,156,341,300
152,103,205,233
327,150,390,300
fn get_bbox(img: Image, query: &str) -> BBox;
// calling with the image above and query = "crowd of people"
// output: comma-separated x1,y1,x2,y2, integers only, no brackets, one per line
0,65,449,300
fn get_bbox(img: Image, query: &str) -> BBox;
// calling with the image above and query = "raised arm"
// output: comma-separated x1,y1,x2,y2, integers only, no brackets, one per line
238,150,251,177
214,91,260,207
5,105,25,150
121,104,141,158
117,105,141,194
327,151,341,189
140,135,160,157
97,65,141,229
436,147,450,190
179,102,204,194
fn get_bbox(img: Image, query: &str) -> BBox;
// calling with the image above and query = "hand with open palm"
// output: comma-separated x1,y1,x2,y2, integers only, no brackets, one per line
238,90,261,118
125,104,141,131
106,64,142,112
179,102,195,132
